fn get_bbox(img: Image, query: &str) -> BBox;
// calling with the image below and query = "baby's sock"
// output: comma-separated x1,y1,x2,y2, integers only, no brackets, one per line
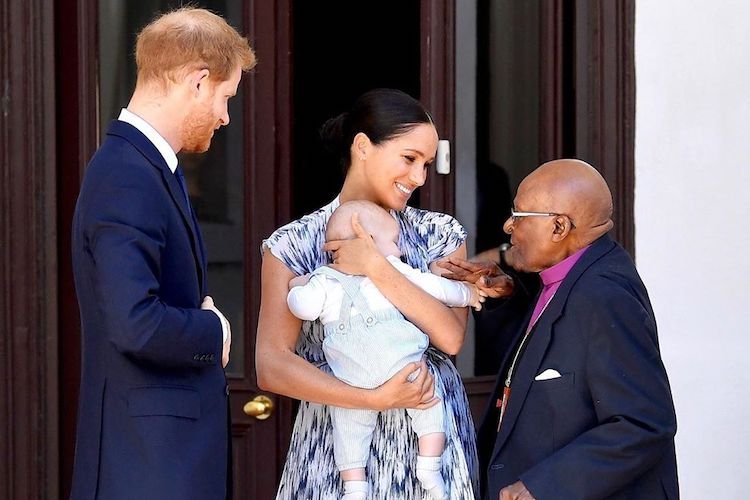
416,455,447,500
341,480,368,500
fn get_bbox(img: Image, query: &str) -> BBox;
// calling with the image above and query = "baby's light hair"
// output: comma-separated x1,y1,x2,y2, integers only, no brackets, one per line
326,200,395,242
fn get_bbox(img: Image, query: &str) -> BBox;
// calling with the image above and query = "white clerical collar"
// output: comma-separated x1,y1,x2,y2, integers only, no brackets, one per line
118,108,179,173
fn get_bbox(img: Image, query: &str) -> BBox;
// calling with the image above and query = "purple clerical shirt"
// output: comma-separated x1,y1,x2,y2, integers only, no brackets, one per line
528,245,591,329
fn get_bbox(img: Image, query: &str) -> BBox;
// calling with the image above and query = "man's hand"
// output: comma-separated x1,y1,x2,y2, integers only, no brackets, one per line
202,295,231,368
437,257,514,299
499,481,535,500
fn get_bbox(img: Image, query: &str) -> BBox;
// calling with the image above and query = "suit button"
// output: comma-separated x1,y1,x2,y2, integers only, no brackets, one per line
193,355,200,361
225,385,230,396
209,354,215,362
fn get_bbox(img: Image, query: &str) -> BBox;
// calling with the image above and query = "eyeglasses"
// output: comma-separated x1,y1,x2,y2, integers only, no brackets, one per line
509,209,576,229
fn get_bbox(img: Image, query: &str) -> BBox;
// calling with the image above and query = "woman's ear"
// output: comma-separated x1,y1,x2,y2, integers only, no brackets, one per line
352,132,371,161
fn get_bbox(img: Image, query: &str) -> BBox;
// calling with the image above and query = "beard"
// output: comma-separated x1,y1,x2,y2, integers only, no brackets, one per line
505,246,530,273
181,104,217,153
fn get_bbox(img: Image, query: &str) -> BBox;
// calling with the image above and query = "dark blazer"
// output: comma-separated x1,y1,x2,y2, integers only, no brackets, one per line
473,261,540,377
478,235,678,500
70,121,228,500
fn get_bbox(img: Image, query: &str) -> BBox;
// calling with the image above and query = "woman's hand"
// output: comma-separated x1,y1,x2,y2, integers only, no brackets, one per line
323,212,384,276
369,360,438,411
437,257,515,299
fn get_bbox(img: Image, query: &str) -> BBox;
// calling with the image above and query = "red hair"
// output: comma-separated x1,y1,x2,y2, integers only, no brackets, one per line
135,7,256,85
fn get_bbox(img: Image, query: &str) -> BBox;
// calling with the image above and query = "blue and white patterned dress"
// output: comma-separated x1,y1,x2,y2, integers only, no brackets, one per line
264,197,479,500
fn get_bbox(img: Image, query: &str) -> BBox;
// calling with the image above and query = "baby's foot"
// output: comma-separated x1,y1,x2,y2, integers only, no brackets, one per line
341,480,368,500
416,455,448,500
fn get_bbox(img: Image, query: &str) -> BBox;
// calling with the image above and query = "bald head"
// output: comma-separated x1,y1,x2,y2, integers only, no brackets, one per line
521,159,613,243
504,159,614,272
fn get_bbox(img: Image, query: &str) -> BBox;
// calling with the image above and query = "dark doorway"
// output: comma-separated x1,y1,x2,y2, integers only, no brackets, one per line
291,1,421,219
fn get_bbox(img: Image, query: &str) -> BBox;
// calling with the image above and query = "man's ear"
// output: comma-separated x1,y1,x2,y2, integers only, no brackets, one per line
189,68,211,94
551,215,573,242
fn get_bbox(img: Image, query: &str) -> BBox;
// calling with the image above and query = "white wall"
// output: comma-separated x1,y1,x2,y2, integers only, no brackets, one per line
635,2,750,497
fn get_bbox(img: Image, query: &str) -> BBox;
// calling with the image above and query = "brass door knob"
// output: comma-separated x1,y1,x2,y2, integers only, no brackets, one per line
243,395,274,420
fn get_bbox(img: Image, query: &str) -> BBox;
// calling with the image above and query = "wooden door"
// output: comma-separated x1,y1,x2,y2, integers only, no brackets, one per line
457,0,636,424
37,0,634,498
228,2,294,498
55,0,458,498
242,0,637,495
53,1,297,497
243,1,459,498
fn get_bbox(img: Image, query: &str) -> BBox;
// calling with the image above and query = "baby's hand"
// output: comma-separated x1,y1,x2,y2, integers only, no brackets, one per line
467,282,488,311
288,273,312,290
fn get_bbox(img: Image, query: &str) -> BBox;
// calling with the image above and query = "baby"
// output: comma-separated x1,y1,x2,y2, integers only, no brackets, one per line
287,200,484,500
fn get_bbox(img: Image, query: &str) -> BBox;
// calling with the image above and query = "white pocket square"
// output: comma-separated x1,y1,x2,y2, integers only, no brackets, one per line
535,369,562,381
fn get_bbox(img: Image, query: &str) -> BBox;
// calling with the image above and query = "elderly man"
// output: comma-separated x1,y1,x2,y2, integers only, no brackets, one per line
444,159,678,499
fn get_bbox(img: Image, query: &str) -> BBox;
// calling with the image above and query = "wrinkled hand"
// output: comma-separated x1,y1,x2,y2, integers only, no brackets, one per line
371,360,438,411
437,257,514,299
202,296,231,368
499,481,535,500
437,256,500,283
323,212,383,276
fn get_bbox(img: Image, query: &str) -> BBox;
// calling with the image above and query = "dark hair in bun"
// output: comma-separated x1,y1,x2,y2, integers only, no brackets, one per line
319,88,434,173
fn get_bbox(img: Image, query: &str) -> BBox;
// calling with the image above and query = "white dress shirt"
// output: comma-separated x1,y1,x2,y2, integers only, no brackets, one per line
118,108,178,173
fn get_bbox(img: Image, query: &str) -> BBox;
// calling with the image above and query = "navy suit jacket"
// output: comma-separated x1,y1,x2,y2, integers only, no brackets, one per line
70,121,229,500
478,235,679,500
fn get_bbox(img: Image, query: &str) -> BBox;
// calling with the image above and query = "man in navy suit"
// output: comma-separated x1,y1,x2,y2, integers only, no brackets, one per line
70,8,255,500
445,159,678,499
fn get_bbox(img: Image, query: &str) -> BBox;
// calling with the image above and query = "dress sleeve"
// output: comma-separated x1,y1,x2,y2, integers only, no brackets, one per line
422,210,468,261
397,208,468,272
261,211,328,276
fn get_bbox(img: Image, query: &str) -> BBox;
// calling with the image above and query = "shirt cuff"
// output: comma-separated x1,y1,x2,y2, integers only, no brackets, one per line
210,309,229,343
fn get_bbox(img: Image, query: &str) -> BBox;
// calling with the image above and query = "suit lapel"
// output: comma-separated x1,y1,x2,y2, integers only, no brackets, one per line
489,235,617,463
187,200,209,296
161,169,206,291
107,121,205,293
489,311,556,462
478,300,536,434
